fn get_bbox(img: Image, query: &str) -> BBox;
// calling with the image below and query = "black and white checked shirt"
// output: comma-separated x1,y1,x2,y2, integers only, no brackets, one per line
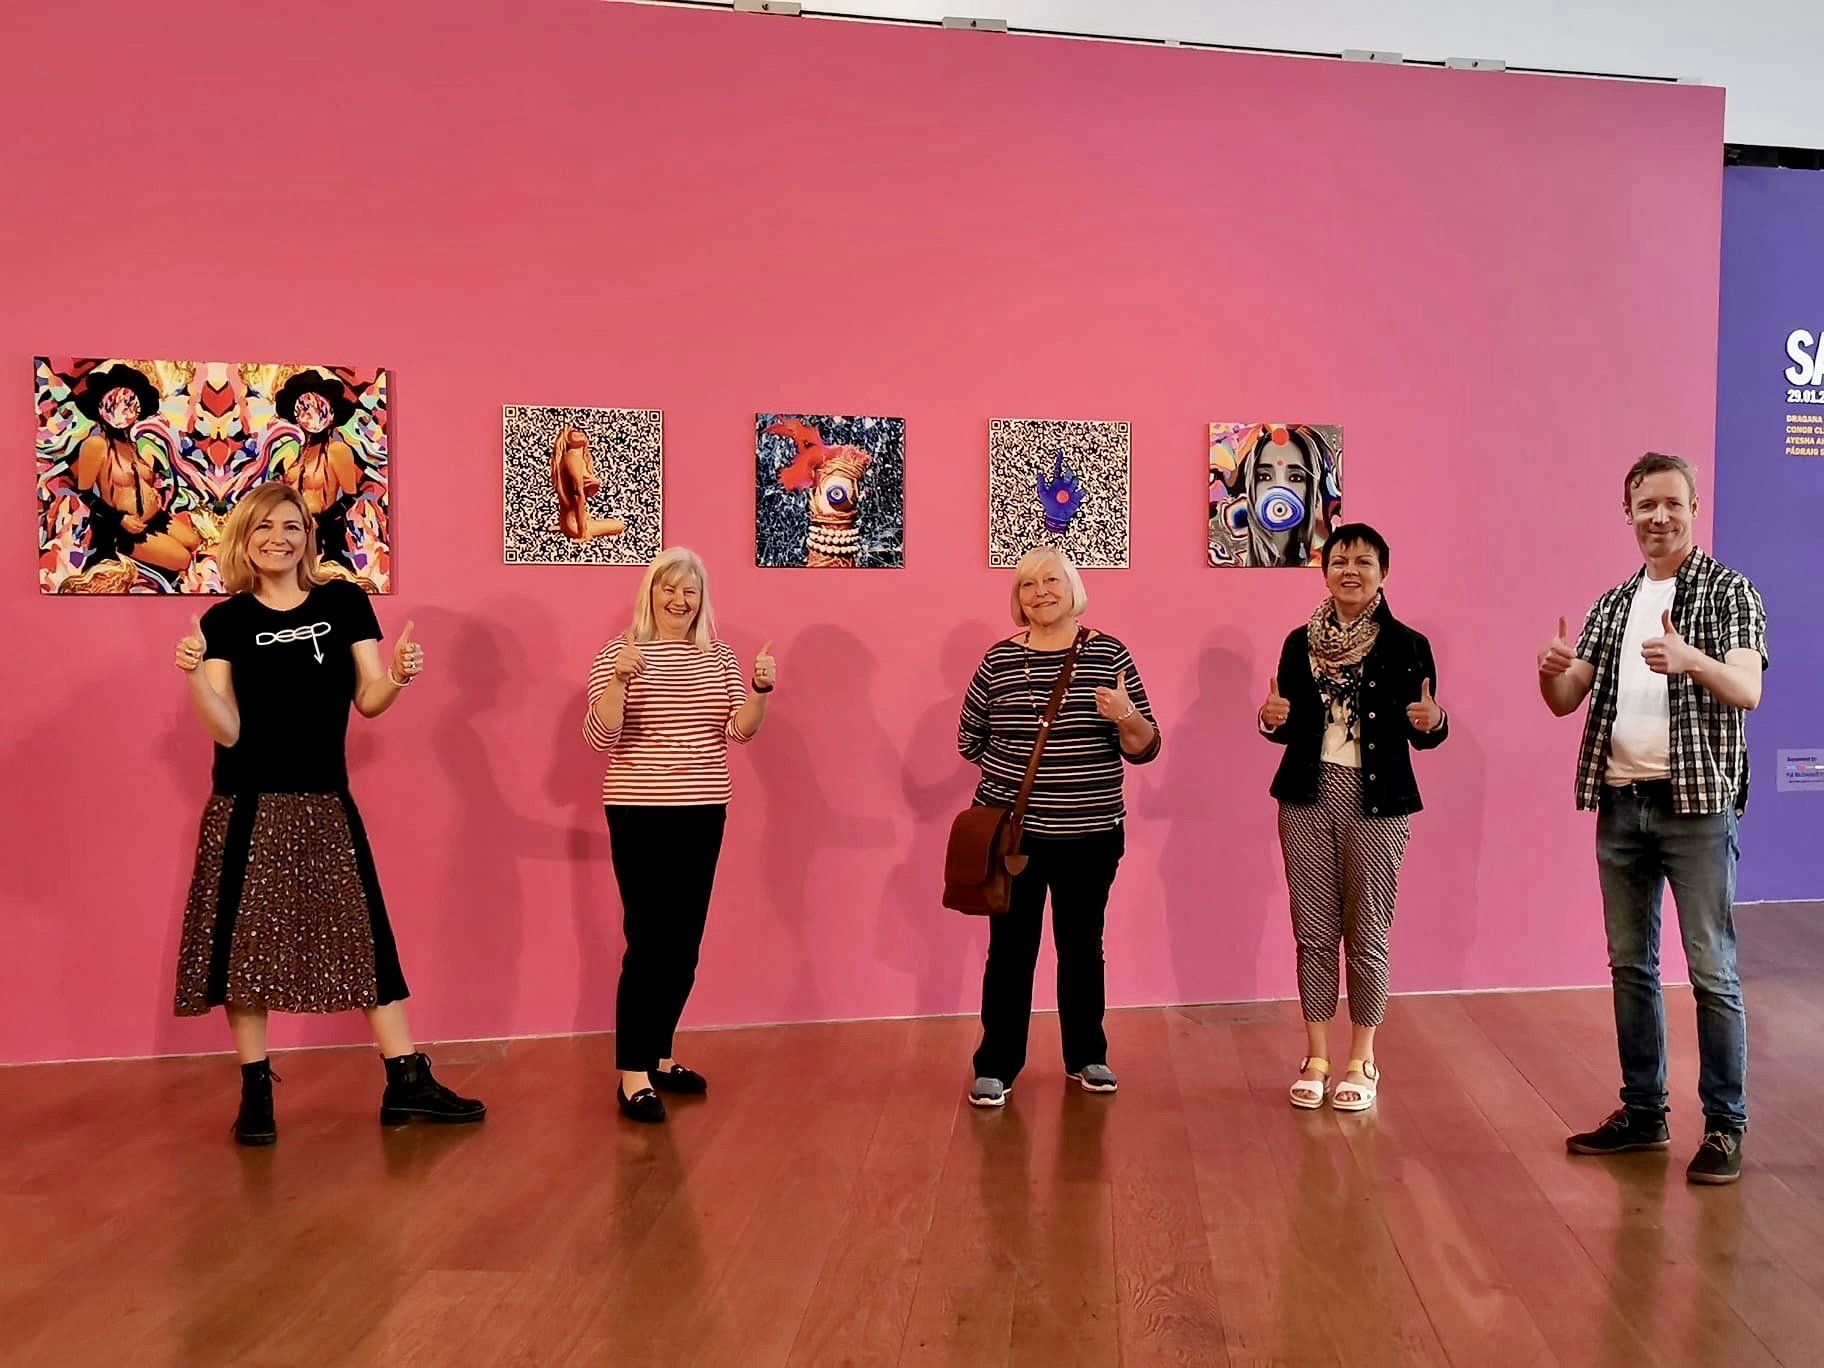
1574,547,1768,815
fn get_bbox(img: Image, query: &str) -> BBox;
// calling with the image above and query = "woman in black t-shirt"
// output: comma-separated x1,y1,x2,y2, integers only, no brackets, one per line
171,482,484,1145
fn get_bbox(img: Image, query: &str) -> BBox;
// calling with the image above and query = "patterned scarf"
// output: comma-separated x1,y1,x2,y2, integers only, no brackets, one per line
1306,591,1383,743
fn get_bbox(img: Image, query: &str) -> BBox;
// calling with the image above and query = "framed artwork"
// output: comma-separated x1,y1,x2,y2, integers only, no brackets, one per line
755,413,905,568
1208,422,1343,568
988,417,1130,568
503,405,662,566
36,357,390,594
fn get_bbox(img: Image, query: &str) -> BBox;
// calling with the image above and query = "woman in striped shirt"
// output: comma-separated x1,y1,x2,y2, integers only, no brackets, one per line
585,547,776,1123
960,546,1160,1108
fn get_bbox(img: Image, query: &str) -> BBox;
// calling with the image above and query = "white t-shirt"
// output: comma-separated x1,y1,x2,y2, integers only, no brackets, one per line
1605,572,1679,784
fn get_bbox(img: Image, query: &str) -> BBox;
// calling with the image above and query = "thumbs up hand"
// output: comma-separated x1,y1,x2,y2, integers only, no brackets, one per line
1641,608,1696,676
1407,677,1443,733
752,640,778,693
1095,669,1136,722
1259,674,1291,730
391,619,423,683
612,630,647,683
1538,615,1578,677
175,615,206,673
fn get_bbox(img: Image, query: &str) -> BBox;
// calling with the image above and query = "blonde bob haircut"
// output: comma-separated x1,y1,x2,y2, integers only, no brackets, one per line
216,482,335,595
1010,544,1088,627
629,546,718,650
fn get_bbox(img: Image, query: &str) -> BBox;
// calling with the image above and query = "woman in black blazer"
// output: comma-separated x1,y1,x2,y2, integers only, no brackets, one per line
1258,523,1448,1112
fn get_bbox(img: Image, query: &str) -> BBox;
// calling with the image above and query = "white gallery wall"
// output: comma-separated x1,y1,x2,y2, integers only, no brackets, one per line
682,0,1822,148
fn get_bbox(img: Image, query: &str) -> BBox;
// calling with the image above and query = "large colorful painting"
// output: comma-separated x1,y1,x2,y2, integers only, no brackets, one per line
35,358,390,594
1208,422,1343,568
988,418,1130,568
502,405,662,566
755,414,905,568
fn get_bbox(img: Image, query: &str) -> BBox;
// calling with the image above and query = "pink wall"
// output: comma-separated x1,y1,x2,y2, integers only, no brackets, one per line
0,1,1722,1064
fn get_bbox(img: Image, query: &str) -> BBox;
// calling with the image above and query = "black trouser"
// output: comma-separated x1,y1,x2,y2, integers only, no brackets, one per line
605,804,727,1071
972,824,1125,1084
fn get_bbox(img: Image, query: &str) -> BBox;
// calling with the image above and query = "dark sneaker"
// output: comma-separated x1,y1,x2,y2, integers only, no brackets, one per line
1686,1130,1743,1185
1566,1106,1670,1155
1066,1064,1118,1094
968,1076,1010,1108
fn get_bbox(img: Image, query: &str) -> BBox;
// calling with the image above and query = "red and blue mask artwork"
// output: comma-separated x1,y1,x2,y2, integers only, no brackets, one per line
1036,451,1088,534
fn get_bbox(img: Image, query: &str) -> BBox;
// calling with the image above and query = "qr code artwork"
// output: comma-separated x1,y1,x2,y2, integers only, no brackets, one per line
987,418,1130,568
502,405,662,566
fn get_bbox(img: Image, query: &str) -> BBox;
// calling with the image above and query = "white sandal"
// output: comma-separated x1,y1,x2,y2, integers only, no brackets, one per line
1331,1059,1379,1112
1289,1056,1330,1110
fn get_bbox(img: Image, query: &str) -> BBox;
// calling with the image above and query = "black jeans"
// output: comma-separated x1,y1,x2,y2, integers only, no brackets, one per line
972,824,1125,1084
605,804,727,1071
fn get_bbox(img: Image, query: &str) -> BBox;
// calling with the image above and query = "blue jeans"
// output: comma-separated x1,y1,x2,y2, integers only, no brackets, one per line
1595,785,1747,1132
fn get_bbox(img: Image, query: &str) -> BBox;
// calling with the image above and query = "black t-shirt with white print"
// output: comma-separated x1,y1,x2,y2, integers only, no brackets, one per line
201,579,383,795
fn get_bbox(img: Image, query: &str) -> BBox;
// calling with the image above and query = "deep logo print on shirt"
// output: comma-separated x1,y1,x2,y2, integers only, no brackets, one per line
254,621,332,663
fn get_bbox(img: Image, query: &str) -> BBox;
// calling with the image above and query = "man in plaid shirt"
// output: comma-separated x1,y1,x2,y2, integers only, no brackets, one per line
1539,454,1767,1186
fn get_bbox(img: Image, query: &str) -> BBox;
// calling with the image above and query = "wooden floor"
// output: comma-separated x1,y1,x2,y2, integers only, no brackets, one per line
6,902,1824,1367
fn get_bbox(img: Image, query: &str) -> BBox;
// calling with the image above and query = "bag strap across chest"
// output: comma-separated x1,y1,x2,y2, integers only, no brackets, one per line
1008,627,1085,825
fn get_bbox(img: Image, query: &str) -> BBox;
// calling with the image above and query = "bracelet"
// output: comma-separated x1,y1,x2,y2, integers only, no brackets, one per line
751,679,774,694
1118,705,1136,720
388,668,414,687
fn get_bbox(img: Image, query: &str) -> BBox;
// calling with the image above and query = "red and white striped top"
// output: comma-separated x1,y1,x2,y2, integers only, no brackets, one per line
584,637,753,805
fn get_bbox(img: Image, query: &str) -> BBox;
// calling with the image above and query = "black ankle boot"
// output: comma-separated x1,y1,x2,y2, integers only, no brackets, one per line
234,1059,277,1147
379,1052,487,1126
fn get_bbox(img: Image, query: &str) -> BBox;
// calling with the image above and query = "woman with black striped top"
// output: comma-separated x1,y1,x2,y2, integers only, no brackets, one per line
959,546,1160,1108
585,547,776,1123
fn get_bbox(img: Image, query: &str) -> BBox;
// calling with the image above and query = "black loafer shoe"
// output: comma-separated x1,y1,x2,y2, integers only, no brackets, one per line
616,1084,666,1124
649,1063,708,1095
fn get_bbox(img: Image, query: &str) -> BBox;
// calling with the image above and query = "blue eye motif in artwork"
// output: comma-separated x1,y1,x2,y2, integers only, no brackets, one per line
1255,485,1307,533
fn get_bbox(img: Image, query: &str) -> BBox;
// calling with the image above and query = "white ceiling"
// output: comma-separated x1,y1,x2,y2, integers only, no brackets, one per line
642,0,1823,148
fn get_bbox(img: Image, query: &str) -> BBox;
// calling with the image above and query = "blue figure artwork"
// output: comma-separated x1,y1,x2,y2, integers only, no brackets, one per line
1036,451,1088,535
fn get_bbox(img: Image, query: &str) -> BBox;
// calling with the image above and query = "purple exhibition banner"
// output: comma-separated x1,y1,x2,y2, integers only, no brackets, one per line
1716,166,1824,902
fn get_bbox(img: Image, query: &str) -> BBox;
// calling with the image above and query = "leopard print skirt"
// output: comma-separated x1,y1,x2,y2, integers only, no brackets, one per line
173,792,409,1016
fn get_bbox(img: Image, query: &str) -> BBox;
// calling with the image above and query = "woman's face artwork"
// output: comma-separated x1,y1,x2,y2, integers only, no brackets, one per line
293,391,336,435
98,386,143,432
1248,430,1319,565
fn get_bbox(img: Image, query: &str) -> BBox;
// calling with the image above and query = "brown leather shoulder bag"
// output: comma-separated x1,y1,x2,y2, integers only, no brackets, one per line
943,628,1084,915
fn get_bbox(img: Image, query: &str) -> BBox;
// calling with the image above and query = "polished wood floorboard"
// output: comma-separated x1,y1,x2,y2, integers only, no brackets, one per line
5,902,1823,1366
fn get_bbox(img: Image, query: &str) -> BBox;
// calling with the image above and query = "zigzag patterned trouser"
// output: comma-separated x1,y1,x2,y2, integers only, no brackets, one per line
1277,764,1410,1027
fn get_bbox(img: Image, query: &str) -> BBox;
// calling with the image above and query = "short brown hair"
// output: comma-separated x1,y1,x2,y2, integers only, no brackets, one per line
1623,453,1698,506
